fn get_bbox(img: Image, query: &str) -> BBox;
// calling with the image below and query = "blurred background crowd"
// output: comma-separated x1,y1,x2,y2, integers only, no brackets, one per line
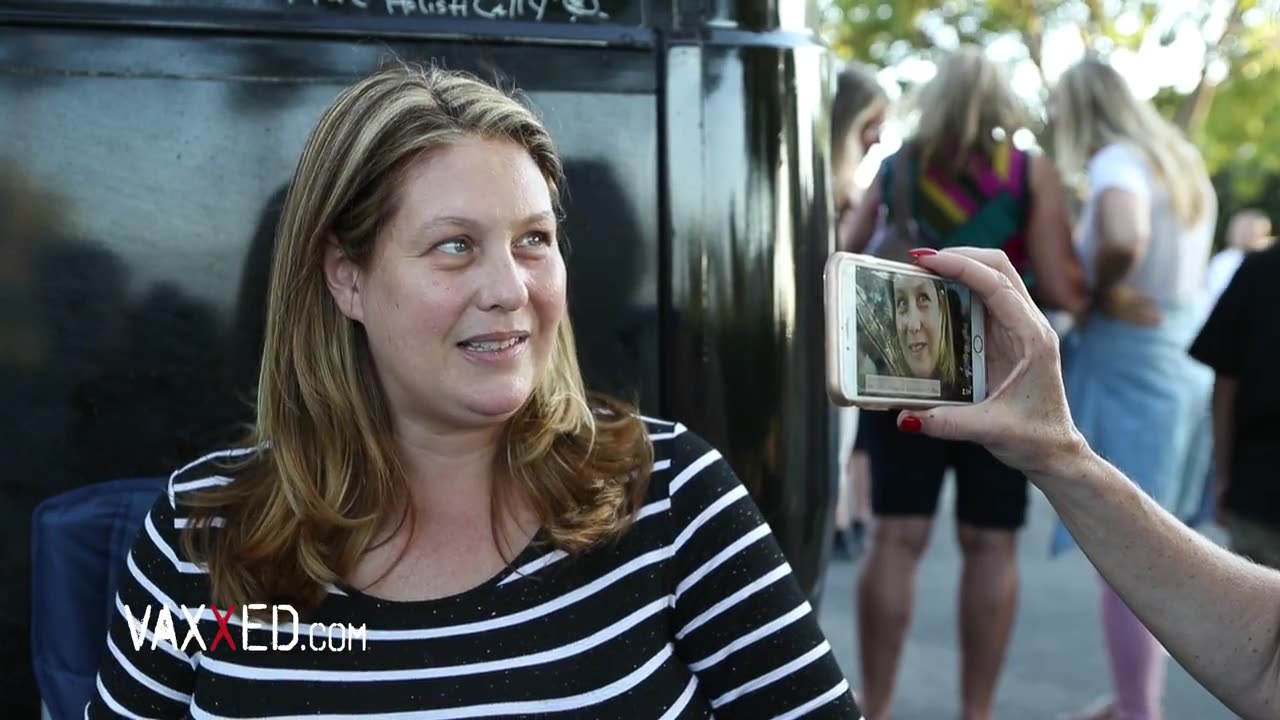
820,2,1278,719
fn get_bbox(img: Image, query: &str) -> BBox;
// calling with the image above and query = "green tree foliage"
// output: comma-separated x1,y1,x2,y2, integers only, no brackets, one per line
823,0,1280,210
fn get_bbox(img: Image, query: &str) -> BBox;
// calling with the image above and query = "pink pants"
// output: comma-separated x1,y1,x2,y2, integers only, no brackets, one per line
1101,578,1167,720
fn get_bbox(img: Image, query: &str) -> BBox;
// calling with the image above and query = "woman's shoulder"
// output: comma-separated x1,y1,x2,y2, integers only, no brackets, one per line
1089,143,1147,174
636,416,732,504
121,449,254,589
637,415,712,461
1086,143,1151,197
165,446,257,515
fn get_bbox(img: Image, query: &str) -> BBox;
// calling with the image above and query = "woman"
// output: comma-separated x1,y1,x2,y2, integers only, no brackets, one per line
832,61,889,253
843,46,1084,720
87,63,858,718
892,274,958,393
1050,57,1218,720
830,61,889,562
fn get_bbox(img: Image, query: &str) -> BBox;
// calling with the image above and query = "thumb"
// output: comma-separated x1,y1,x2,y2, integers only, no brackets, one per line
897,407,976,443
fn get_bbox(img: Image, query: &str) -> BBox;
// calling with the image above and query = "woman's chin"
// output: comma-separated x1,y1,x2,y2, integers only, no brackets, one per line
907,362,936,379
461,389,535,422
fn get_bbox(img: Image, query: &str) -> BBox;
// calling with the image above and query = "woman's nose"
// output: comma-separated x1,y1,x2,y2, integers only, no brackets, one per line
475,248,529,311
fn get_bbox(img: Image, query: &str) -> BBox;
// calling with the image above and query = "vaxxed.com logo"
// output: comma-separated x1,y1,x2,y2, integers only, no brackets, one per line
123,604,368,652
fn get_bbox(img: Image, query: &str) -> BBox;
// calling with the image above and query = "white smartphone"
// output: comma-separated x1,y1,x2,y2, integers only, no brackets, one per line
825,251,987,408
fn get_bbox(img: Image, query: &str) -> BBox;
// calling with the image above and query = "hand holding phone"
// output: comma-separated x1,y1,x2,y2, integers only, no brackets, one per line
840,246,1084,482
825,252,987,408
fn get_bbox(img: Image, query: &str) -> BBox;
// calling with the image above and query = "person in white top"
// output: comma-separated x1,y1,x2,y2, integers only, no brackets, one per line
1205,210,1274,308
1048,57,1219,720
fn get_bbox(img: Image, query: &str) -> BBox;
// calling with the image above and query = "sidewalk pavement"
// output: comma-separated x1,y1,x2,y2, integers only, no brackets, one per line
817,481,1235,719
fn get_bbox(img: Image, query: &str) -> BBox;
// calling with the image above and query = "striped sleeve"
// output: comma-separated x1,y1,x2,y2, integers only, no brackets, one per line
86,490,203,719
663,427,861,719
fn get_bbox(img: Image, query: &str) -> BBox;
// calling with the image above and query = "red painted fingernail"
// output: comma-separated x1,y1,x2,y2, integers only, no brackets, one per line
908,248,937,258
898,415,923,433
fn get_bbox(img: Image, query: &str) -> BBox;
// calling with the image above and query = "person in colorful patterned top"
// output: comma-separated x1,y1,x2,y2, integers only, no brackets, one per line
842,45,1087,720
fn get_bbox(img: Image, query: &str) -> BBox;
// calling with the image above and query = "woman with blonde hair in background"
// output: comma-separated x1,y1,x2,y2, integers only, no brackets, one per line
845,45,1085,720
830,61,889,562
86,62,859,718
1049,56,1218,720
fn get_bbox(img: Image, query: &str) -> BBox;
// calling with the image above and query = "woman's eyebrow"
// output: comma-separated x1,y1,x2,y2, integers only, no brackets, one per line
414,210,556,236
519,210,557,226
414,215,476,237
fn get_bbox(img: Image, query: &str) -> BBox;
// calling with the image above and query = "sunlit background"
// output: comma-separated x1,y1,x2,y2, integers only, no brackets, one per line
819,0,1280,233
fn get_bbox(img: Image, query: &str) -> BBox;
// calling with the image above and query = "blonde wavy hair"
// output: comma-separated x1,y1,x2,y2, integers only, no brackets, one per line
908,45,1028,172
1052,57,1212,226
181,62,653,612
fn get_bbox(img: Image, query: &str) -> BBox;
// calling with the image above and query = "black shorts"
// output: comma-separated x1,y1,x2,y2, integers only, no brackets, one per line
853,412,872,451
860,410,1028,530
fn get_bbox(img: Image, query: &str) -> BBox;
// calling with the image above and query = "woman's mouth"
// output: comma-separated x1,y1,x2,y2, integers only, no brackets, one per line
457,331,529,360
460,336,525,352
908,341,928,355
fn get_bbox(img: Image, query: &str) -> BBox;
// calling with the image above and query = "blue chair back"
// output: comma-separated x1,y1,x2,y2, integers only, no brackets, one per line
31,478,167,720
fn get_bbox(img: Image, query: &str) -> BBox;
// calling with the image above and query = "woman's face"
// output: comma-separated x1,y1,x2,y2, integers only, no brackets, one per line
327,135,566,433
894,276,943,379
837,104,886,184
859,105,886,153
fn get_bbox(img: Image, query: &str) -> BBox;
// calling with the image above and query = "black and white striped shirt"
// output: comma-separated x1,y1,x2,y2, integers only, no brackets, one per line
88,418,861,718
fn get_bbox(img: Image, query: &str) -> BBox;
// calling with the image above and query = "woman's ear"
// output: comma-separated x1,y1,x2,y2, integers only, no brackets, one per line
323,237,365,323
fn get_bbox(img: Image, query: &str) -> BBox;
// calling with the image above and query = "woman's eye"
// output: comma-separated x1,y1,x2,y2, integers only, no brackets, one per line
436,238,470,255
918,293,931,305
517,231,552,248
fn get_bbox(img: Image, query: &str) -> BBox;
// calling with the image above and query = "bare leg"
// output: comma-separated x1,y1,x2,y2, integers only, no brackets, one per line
1102,579,1167,720
852,450,872,526
835,454,852,532
857,517,932,720
956,523,1019,720
835,407,858,533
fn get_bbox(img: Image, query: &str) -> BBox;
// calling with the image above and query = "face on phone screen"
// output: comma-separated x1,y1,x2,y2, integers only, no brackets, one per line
851,264,976,402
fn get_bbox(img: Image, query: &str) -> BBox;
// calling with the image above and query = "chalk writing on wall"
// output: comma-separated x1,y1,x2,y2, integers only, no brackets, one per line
286,0,610,23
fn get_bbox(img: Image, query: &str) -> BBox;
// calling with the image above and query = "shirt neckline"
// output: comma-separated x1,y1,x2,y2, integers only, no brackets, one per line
331,527,551,609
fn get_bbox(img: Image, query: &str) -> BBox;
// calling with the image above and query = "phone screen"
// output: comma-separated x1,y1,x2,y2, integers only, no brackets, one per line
847,262,976,403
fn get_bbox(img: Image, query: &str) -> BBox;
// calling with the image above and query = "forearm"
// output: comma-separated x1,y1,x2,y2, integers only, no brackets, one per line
1090,188,1149,296
1033,265,1088,316
1034,449,1280,718
1092,244,1136,295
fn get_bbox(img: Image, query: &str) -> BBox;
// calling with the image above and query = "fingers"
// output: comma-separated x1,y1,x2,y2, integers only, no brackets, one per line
913,248,1047,345
897,407,978,444
916,247,1034,305
937,263,1037,342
